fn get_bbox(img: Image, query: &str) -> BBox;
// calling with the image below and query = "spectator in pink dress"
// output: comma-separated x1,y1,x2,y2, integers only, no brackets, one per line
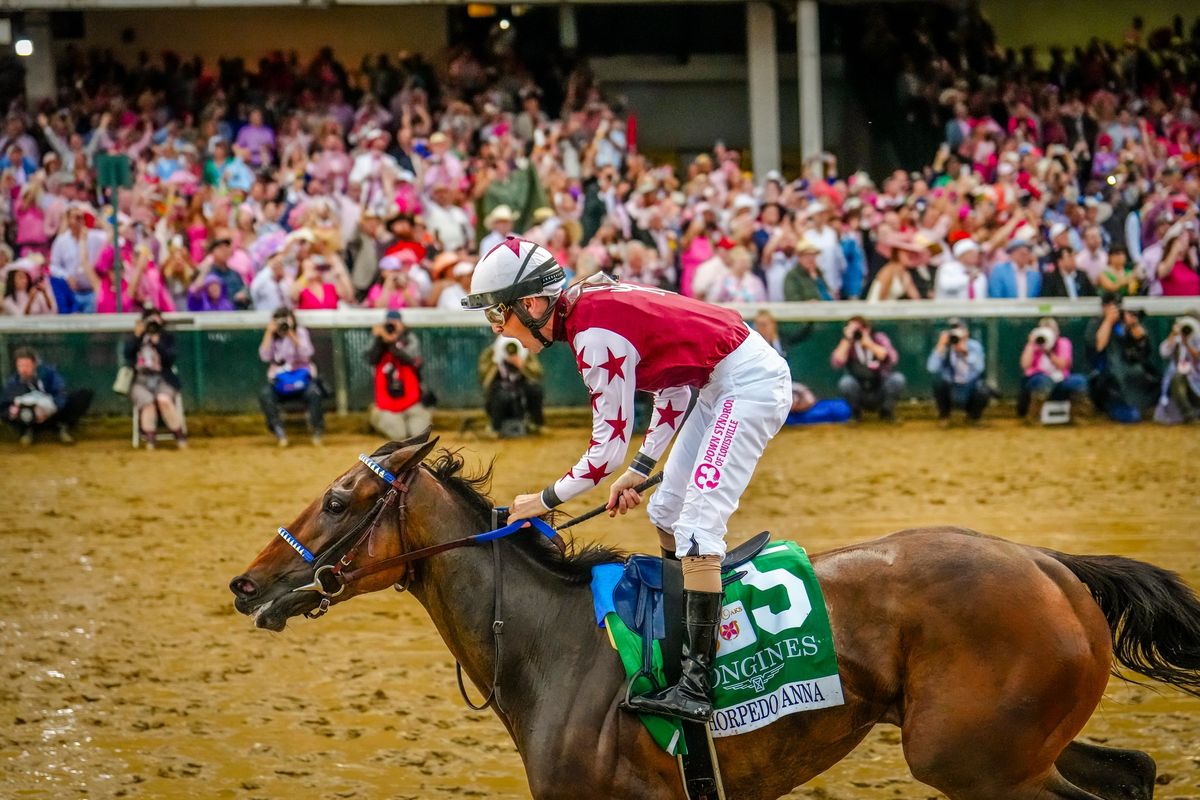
291,254,354,310
1154,223,1200,297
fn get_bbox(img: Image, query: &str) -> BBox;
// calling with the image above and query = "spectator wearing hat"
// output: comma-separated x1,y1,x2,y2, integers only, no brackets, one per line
1085,295,1160,422
927,318,989,424
832,316,905,421
431,259,475,311
349,128,402,213
424,183,473,253
4,346,91,445
1152,221,1200,297
988,237,1043,299
191,236,249,309
802,201,847,298
422,132,466,193
383,212,427,263
1042,246,1097,299
365,310,431,442
866,234,923,302
48,202,107,313
479,205,516,256
935,239,988,300
366,253,424,310
2,258,57,316
259,307,324,447
783,240,831,301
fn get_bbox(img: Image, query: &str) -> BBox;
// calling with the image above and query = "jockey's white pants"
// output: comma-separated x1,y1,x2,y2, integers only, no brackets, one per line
647,331,791,559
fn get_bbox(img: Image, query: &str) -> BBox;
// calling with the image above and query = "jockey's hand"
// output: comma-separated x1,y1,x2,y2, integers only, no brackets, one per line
606,470,645,518
508,493,548,526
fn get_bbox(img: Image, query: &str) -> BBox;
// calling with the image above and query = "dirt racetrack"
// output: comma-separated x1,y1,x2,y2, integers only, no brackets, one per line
2,420,1198,799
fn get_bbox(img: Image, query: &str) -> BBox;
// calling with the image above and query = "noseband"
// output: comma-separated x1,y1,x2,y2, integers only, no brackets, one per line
274,453,565,713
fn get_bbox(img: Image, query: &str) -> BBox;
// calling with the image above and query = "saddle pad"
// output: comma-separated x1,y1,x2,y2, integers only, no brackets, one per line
601,541,845,754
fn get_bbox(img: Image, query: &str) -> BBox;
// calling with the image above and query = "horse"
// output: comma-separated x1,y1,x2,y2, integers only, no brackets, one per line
229,432,1200,800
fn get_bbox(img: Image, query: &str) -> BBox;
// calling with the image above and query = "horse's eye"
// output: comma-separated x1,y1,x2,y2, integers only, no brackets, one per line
326,497,346,514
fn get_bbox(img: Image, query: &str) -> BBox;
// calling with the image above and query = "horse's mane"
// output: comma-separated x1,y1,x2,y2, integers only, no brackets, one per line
370,443,626,584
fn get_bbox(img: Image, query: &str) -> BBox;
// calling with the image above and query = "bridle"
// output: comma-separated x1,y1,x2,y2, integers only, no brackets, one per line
274,452,566,712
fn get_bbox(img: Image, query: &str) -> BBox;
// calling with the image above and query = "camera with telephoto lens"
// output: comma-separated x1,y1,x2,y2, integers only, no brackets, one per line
1177,315,1200,338
384,322,398,335
277,321,290,335
505,342,520,356
948,331,961,345
852,329,864,342
1031,325,1056,349
144,320,162,336
17,404,36,424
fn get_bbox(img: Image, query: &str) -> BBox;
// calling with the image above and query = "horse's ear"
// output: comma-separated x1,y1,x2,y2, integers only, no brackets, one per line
382,432,439,475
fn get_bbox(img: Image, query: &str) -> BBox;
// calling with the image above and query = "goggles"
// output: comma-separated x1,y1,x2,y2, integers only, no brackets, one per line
483,303,510,326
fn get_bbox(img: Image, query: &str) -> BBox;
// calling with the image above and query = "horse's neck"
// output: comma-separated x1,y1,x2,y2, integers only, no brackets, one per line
411,528,607,742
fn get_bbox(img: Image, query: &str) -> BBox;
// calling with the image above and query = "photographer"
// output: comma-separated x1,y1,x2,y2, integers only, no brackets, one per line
364,310,431,442
478,335,545,437
258,307,324,447
1018,317,1087,421
927,318,990,424
124,306,187,449
1155,313,1200,424
1085,294,1160,422
831,315,906,421
3,346,92,445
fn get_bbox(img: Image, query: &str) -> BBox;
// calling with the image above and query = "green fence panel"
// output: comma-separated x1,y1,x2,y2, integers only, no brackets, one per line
0,307,1179,416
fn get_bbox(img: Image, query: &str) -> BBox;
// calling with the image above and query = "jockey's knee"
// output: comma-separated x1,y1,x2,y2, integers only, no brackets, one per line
657,527,675,554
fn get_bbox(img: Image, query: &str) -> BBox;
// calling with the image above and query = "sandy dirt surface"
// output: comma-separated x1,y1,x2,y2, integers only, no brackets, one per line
1,421,1198,799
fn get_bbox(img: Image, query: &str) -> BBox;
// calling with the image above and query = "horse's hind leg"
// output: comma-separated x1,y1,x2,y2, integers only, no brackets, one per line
1056,741,1156,800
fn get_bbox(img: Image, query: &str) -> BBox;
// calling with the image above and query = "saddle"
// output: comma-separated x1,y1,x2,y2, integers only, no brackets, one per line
612,531,771,800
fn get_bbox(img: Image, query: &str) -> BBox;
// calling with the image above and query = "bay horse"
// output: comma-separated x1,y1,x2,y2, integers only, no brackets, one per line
229,434,1200,800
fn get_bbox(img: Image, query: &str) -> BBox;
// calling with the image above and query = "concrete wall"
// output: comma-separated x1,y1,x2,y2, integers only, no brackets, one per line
64,7,449,67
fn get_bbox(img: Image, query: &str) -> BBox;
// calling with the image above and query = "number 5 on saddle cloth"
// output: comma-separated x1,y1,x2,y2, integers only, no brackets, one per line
592,533,845,800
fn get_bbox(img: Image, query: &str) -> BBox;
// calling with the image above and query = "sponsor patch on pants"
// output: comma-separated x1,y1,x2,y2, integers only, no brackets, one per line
693,398,738,492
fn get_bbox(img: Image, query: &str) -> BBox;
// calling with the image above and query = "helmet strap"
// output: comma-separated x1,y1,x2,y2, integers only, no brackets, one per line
513,297,557,348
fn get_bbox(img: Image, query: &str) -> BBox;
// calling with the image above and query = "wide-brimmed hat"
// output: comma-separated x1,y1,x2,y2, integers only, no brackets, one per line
484,205,516,227
795,240,821,255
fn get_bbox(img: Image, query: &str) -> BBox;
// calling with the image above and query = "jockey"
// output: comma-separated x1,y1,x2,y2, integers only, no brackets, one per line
464,236,791,722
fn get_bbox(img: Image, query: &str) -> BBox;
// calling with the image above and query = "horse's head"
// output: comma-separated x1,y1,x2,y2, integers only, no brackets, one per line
229,432,442,631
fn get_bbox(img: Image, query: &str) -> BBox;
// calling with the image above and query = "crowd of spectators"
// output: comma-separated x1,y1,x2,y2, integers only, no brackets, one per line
0,13,1194,322
2,13,1200,441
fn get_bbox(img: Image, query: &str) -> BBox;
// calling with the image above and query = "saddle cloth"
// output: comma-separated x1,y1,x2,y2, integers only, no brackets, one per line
590,540,845,755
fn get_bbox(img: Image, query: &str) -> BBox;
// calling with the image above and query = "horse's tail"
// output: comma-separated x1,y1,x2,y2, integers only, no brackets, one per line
1045,549,1200,697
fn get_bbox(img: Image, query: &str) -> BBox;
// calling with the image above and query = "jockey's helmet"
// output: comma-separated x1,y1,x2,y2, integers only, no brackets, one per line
463,236,565,343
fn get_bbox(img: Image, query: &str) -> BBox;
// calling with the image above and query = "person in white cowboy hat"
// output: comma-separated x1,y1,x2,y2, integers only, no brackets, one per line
463,235,791,723
479,204,516,256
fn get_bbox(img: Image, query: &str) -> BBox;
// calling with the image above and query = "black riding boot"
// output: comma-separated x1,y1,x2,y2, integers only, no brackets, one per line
623,589,722,722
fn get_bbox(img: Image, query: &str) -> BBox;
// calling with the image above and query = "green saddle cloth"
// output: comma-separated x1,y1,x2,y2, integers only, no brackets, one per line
605,541,844,755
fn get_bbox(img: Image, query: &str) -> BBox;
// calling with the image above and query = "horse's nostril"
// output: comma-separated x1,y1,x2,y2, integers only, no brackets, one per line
230,575,258,598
